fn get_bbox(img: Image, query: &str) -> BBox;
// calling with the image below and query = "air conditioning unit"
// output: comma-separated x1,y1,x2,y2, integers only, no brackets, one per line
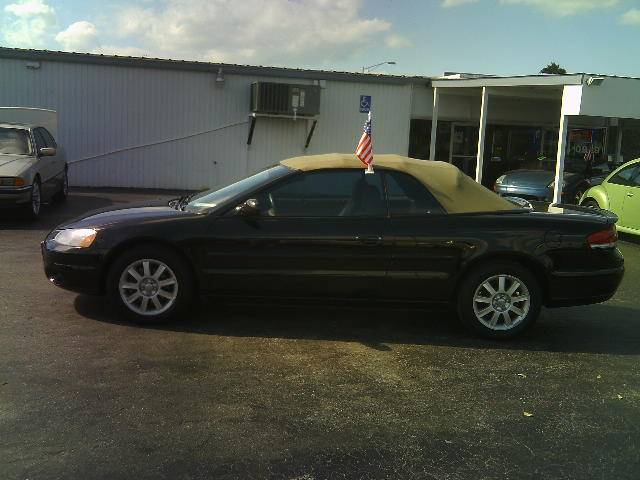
250,82,320,117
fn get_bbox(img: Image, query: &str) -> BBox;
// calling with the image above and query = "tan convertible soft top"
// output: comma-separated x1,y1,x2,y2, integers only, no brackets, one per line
281,153,514,214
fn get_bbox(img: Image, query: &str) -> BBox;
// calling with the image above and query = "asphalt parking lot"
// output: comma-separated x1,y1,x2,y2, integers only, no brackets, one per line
1,189,640,480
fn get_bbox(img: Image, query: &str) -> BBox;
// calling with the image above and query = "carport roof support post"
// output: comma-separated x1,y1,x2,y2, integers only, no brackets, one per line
553,113,569,204
476,87,488,183
430,87,439,161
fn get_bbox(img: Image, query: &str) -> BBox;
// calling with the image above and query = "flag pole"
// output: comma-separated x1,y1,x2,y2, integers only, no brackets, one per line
365,111,374,174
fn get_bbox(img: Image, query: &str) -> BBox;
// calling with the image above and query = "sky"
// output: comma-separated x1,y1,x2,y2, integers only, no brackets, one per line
1,0,640,77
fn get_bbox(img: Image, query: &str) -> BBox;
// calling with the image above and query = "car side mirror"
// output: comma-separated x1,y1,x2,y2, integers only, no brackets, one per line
235,198,260,216
39,147,56,157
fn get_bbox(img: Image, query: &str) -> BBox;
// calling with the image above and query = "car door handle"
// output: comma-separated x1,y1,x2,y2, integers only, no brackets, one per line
627,192,635,198
356,235,383,246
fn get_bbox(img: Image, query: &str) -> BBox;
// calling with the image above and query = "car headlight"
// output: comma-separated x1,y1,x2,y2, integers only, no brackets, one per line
495,175,506,185
0,177,26,187
53,228,97,248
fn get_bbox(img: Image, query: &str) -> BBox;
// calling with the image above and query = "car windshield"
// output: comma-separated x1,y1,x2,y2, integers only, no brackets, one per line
185,164,292,212
0,127,32,155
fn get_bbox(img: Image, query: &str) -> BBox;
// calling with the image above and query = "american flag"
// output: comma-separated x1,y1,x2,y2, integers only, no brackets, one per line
355,111,373,168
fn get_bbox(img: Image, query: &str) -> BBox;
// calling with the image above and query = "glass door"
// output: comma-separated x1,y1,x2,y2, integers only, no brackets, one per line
449,123,478,178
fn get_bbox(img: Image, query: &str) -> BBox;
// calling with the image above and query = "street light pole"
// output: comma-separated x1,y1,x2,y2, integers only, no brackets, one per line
362,61,397,73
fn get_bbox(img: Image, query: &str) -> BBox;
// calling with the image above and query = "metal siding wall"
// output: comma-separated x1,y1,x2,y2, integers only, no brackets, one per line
0,57,413,189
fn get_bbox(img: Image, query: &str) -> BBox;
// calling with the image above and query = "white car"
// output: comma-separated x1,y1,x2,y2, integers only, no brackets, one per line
0,120,67,218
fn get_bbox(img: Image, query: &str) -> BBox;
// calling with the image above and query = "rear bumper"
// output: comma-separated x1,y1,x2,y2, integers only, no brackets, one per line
546,265,625,307
41,241,106,295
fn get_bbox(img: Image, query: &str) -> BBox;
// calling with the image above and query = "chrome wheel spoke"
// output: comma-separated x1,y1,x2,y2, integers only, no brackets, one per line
489,311,500,327
127,268,141,281
127,291,141,303
475,296,492,304
142,261,151,277
158,288,176,299
153,264,166,279
509,305,525,317
498,276,506,293
121,283,138,290
158,278,175,287
506,281,520,296
502,311,512,326
482,281,496,295
511,295,528,303
140,297,150,312
151,296,162,310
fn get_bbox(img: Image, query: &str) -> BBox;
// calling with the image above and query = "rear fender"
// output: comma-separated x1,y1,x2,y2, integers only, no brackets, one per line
451,252,551,304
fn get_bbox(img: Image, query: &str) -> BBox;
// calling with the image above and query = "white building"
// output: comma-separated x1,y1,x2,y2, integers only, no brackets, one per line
2,47,640,201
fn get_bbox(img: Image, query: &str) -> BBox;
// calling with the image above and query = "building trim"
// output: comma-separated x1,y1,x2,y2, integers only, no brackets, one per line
0,47,430,86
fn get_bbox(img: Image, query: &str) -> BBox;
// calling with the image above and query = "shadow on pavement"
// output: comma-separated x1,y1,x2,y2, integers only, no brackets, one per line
0,193,114,231
75,294,640,356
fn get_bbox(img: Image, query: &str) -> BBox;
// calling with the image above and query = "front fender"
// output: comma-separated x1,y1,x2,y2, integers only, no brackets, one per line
581,185,609,209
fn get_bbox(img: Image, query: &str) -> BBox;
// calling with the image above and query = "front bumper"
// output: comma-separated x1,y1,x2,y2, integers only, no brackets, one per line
41,240,107,295
546,265,625,307
0,185,32,207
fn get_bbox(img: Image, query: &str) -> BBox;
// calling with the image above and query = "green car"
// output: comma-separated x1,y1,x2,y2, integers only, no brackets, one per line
580,158,640,235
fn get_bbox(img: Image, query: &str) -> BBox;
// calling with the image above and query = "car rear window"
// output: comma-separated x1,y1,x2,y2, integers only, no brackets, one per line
384,170,445,215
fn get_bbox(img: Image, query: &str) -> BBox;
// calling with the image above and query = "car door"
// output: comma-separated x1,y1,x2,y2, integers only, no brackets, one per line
618,167,640,232
201,169,392,299
383,170,464,302
31,127,58,199
40,127,65,189
605,163,640,227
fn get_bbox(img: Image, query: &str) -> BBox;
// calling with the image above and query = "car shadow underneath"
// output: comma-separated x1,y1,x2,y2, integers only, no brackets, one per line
74,294,640,356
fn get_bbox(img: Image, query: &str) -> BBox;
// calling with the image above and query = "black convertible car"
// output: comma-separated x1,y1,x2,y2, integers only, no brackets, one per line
42,154,624,338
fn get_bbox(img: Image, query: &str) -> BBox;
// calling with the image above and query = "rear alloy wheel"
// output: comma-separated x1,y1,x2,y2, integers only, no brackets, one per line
107,246,194,324
457,262,541,338
54,169,69,201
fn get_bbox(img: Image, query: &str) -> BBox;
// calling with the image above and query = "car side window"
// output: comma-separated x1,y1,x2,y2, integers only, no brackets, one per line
609,164,640,187
384,170,445,215
257,169,386,217
630,170,640,188
32,128,47,152
40,128,57,148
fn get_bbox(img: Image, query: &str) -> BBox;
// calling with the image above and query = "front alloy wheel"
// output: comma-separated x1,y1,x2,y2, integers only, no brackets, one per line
119,259,179,316
108,245,194,324
458,262,541,338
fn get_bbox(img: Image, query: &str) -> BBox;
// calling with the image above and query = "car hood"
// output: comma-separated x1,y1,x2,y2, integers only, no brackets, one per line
502,170,578,186
0,154,36,176
59,205,202,230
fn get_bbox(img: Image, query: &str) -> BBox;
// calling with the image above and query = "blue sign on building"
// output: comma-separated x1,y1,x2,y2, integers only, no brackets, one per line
359,95,372,113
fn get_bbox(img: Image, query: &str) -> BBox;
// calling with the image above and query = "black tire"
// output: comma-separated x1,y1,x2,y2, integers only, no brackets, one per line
581,198,600,209
20,179,41,219
106,245,195,324
54,168,69,201
456,261,542,339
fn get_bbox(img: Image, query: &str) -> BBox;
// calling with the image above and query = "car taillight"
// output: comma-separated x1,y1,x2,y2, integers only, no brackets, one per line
587,225,618,249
